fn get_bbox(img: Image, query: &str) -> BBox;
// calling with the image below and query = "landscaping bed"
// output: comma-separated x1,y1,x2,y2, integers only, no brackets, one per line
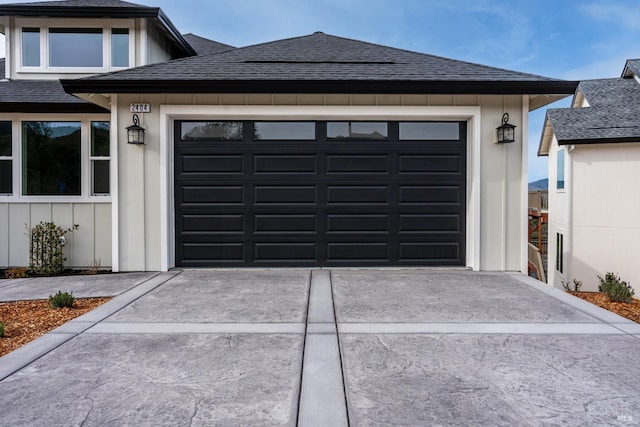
0,298,110,357
569,292,640,323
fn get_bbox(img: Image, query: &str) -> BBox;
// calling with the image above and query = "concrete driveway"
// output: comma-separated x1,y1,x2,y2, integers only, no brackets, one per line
0,269,639,426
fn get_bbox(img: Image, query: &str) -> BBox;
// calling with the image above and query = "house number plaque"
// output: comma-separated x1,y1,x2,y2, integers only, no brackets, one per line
130,103,151,113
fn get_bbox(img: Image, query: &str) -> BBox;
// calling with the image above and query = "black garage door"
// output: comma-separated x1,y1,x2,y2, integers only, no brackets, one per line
174,120,466,267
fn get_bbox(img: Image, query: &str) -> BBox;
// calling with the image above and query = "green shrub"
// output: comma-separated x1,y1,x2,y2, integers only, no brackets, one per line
0,321,5,338
598,272,635,303
29,222,78,276
48,291,75,309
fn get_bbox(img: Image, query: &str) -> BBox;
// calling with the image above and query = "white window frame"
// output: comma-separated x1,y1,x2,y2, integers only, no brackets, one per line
15,18,135,74
0,113,111,203
556,147,565,192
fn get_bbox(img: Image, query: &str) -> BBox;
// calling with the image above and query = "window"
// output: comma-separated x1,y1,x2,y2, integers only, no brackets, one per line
49,28,103,67
254,122,315,140
91,122,110,195
327,122,388,140
181,122,243,140
111,29,129,67
22,28,40,67
22,122,81,195
556,233,564,273
557,148,565,190
399,122,459,140
0,122,11,194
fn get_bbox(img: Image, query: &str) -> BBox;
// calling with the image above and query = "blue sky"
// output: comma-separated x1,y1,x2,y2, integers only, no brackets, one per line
2,0,640,180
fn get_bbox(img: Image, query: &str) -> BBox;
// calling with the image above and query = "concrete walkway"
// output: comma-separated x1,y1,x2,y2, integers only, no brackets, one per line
1,269,639,426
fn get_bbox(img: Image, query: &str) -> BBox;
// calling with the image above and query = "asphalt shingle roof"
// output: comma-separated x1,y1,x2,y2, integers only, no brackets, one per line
182,34,235,56
63,32,577,95
0,59,106,113
547,75,640,144
0,0,147,9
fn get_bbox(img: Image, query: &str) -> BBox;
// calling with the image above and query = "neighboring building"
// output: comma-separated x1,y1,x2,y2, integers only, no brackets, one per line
539,59,640,294
0,0,576,272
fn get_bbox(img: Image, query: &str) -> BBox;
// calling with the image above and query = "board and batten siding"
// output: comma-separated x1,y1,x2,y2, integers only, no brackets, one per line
0,202,111,268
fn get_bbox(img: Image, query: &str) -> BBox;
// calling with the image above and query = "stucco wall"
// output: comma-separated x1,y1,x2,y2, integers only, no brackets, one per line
547,136,569,288
0,202,112,268
114,93,527,272
569,143,640,294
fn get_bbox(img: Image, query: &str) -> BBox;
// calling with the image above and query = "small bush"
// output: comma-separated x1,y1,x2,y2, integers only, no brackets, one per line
49,291,75,309
562,279,583,292
84,258,102,275
0,322,4,338
4,267,29,279
598,272,635,303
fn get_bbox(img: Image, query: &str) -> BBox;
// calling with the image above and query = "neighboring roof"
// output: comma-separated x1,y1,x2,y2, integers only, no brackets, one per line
0,59,107,113
0,0,196,57
62,32,578,95
182,33,234,56
539,74,640,154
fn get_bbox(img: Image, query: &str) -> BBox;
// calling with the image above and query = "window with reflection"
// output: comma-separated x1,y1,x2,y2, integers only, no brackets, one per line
0,122,11,194
49,28,103,67
22,28,40,67
181,122,244,140
254,122,315,140
111,29,129,67
22,122,81,195
399,122,460,140
91,122,110,195
327,122,388,140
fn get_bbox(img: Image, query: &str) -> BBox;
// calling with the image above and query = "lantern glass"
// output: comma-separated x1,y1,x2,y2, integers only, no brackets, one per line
126,114,145,144
496,113,516,143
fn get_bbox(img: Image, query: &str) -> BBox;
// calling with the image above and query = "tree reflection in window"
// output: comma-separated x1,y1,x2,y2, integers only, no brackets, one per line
23,122,81,195
181,122,243,140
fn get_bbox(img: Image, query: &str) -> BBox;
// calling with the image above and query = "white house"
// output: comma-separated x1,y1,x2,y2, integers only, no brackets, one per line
539,59,640,294
0,0,576,272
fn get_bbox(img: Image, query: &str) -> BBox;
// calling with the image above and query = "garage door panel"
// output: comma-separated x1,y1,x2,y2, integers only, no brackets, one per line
182,243,244,261
327,214,389,233
326,155,389,173
182,214,244,233
254,214,317,234
254,186,316,204
182,186,244,205
327,242,389,261
399,214,461,233
399,186,462,205
254,155,317,173
399,155,462,174
254,243,316,261
399,242,460,261
327,186,389,204
181,155,244,174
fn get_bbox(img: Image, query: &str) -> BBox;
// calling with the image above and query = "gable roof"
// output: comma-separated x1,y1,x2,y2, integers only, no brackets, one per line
539,68,640,155
62,32,578,95
182,33,235,56
0,0,196,57
0,59,107,113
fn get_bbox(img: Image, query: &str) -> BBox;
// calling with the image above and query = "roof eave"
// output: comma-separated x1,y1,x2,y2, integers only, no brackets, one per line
537,112,554,157
61,79,579,95
0,102,109,113
557,136,640,146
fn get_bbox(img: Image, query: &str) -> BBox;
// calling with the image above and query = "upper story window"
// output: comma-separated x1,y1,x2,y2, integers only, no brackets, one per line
557,148,565,190
18,20,132,71
49,28,103,67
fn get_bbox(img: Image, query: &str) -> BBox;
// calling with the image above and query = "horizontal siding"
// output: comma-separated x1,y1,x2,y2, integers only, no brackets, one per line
0,202,111,268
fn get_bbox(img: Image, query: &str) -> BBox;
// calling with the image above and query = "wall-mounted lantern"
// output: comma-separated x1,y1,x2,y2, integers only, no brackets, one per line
126,114,145,145
496,113,516,143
